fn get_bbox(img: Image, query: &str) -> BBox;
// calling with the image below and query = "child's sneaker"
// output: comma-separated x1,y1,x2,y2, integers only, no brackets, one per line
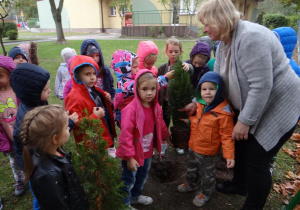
131,195,153,205
177,183,197,193
161,144,167,156
192,193,210,207
107,147,116,158
0,197,3,210
176,148,184,155
14,182,25,196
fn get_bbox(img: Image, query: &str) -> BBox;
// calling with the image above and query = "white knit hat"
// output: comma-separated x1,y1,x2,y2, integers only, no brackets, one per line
61,48,77,63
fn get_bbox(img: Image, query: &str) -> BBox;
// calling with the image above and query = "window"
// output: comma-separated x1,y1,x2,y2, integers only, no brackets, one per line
110,7,116,16
180,0,195,14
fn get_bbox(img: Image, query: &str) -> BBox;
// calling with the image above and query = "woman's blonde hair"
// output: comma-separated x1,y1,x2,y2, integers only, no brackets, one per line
20,104,68,182
165,36,183,53
196,0,241,41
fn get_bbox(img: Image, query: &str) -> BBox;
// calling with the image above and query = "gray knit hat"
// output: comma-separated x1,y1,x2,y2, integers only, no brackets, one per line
61,47,77,63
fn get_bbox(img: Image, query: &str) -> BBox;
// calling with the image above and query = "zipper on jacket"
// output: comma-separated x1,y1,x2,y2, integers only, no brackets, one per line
197,113,203,125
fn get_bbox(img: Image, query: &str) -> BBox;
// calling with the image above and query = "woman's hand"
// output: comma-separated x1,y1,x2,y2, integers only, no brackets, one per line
178,102,197,116
226,159,235,168
127,158,139,171
105,92,111,103
68,111,78,123
232,121,250,141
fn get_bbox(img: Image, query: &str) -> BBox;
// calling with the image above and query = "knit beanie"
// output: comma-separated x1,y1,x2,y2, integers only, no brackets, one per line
61,48,77,63
8,47,28,62
0,55,16,72
83,44,99,56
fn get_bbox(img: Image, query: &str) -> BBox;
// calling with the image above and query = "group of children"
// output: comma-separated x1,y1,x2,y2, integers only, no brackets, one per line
0,36,235,209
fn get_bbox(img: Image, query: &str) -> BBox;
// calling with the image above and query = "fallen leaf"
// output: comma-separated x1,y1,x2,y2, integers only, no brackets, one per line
283,148,295,157
273,183,281,193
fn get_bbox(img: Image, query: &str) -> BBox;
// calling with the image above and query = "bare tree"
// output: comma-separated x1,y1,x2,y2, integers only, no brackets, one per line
0,1,11,55
48,0,66,43
159,0,180,35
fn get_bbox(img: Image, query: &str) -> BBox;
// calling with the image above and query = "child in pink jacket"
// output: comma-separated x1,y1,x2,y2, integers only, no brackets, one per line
137,40,159,76
116,69,169,208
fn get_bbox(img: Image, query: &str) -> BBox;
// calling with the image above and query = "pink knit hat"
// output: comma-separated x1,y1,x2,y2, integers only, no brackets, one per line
0,55,16,72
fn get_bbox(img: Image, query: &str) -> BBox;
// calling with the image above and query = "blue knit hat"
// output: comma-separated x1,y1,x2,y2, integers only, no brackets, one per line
8,47,28,62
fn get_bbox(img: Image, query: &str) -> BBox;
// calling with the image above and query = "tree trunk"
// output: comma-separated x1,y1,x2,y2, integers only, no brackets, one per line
49,0,67,44
0,20,6,55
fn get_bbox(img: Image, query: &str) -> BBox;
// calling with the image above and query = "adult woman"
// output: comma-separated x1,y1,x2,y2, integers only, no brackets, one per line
190,0,300,209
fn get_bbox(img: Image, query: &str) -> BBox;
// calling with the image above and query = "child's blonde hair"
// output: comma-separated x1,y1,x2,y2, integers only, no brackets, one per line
20,104,68,182
165,36,183,53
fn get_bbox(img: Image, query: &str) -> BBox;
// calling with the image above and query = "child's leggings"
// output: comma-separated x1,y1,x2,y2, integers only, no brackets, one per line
7,152,24,186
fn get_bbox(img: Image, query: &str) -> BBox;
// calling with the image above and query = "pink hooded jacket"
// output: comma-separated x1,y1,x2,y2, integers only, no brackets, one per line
116,69,169,166
63,56,76,101
137,41,159,76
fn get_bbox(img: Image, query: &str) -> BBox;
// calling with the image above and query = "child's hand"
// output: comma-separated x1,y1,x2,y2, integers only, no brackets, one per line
165,137,174,147
105,92,111,103
182,62,190,71
165,70,175,80
127,158,139,171
178,102,197,116
226,159,235,168
180,118,189,124
68,112,79,123
93,107,105,119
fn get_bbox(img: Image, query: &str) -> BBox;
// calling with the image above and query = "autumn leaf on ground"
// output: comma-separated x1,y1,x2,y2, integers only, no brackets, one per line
290,133,300,142
273,183,281,193
283,148,295,157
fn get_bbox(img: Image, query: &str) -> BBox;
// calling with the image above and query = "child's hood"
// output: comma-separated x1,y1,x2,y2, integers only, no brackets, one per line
70,55,99,89
111,49,138,79
188,41,211,63
137,41,159,70
133,69,159,105
273,27,297,60
10,63,50,107
67,55,76,74
0,55,16,73
196,71,224,113
80,39,105,68
18,42,39,65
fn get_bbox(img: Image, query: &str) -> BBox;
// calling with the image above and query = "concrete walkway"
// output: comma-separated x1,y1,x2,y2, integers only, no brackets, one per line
3,32,198,46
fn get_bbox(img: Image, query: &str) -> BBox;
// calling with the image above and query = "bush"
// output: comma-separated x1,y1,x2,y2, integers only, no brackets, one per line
3,22,17,37
255,12,265,25
27,20,36,28
286,14,300,32
263,14,289,30
7,30,18,40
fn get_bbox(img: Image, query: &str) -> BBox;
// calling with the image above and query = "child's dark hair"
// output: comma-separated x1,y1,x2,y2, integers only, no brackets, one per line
74,64,94,82
20,104,68,183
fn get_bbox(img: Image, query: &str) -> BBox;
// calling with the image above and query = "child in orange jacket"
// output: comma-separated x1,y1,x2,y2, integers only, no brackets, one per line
178,71,235,207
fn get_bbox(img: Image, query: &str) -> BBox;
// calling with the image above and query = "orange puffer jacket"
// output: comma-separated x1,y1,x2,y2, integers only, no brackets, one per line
188,100,235,159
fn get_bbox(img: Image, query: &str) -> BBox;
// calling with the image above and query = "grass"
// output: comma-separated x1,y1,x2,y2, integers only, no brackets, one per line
18,31,90,37
0,39,298,209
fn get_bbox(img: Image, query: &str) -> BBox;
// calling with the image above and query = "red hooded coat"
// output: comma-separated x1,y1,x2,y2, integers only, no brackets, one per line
65,55,116,147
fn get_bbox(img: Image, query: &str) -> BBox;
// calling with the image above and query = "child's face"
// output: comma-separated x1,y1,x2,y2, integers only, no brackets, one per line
0,67,10,89
14,54,27,66
201,82,217,105
78,65,96,88
138,78,157,107
88,53,100,64
131,58,138,74
56,113,70,147
192,54,208,68
40,80,51,101
143,54,157,70
166,43,182,64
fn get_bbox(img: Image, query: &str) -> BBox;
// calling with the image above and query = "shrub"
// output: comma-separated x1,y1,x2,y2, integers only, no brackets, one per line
256,12,265,25
286,14,300,32
73,112,124,210
3,22,17,37
263,14,289,30
7,30,18,40
27,20,36,28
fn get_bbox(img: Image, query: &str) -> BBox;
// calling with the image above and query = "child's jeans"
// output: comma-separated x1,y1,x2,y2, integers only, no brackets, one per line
121,157,152,205
7,152,25,186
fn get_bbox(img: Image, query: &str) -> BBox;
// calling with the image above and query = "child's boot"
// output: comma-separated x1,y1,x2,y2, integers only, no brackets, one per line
176,148,184,155
192,193,210,207
14,181,25,196
161,144,167,156
177,183,197,193
131,195,153,205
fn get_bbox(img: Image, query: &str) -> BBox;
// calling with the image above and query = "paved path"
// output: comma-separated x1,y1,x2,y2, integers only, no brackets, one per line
3,32,198,46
